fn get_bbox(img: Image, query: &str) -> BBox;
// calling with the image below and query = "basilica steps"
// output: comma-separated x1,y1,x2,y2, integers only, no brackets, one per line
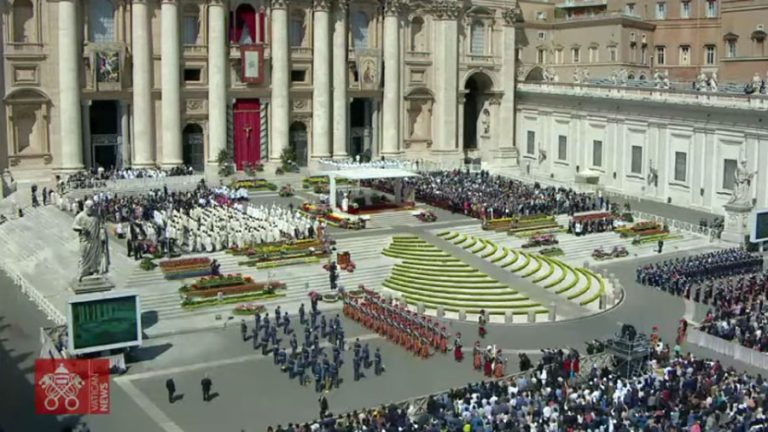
441,231,607,310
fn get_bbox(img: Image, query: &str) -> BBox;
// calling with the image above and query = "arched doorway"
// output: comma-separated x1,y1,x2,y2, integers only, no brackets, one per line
182,124,204,171
289,121,308,167
525,67,544,82
462,72,493,151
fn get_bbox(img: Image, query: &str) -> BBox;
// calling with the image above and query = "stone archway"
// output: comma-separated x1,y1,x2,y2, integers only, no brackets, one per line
462,72,494,152
289,121,308,167
525,66,545,82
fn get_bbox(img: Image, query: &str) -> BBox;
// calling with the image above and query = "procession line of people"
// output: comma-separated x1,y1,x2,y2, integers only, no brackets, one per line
343,287,450,360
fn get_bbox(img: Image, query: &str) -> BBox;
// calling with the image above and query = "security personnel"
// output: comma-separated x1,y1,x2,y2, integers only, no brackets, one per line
277,347,287,367
314,367,324,393
304,325,312,346
275,306,282,326
320,315,327,338
282,312,291,334
332,345,342,366
296,357,306,386
273,341,281,364
374,348,383,376
328,362,339,389
353,338,361,359
299,303,306,325
252,325,260,350
254,311,262,330
270,326,278,346
286,354,295,377
289,333,298,355
353,356,361,381
337,328,345,350
362,343,370,368
262,314,270,334
240,320,248,342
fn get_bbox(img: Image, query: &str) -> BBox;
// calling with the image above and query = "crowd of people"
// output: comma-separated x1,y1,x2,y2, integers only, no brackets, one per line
271,338,768,432
241,297,385,395
636,248,764,295
373,171,602,220
60,182,316,257
61,166,196,190
698,272,768,352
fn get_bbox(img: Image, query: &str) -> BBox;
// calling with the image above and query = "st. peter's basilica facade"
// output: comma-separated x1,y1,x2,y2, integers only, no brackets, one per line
2,0,520,175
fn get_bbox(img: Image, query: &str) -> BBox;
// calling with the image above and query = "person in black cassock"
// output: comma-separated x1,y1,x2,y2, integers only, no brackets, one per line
165,378,176,403
201,374,212,401
318,393,329,418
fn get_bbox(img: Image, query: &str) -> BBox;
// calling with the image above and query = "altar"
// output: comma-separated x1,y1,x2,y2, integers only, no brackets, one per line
319,168,418,213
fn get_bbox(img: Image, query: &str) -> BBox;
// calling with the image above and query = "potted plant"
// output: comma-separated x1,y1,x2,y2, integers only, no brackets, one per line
217,148,235,178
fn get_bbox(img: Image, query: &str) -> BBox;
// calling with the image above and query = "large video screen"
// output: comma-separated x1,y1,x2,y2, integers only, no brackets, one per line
753,210,768,243
67,292,142,355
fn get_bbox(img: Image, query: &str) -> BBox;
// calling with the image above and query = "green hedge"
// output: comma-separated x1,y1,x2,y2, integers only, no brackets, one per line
469,239,487,254
383,250,458,261
387,274,507,289
383,280,524,298
543,259,569,289
392,266,486,278
532,257,556,283
398,292,542,309
396,263,479,273
490,247,509,263
461,237,478,249
401,298,549,315
520,255,543,277
383,282,527,302
450,234,467,245
578,269,606,305
564,269,593,300
509,252,530,272
499,250,520,268
391,269,489,281
401,260,469,268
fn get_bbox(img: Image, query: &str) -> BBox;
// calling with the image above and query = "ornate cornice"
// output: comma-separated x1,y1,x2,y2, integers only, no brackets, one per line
270,0,289,10
313,0,331,11
335,0,348,13
431,0,461,20
502,4,523,26
382,0,402,17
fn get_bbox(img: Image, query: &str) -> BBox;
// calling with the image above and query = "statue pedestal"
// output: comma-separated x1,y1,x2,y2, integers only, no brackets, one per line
71,275,115,295
492,147,519,167
721,202,753,246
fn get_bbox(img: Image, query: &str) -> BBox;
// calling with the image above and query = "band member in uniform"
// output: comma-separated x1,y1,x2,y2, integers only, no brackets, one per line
472,341,482,371
453,332,463,362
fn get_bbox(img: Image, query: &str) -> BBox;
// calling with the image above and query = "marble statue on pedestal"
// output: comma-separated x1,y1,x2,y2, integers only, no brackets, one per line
573,69,581,84
72,200,110,282
708,70,718,92
662,70,671,89
696,71,708,91
728,160,758,206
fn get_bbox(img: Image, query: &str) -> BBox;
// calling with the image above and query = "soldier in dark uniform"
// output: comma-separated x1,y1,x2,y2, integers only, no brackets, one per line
353,356,361,381
285,354,295,377
270,326,278,346
261,332,270,355
252,325,260,350
374,348,383,376
254,311,262,330
240,320,248,342
314,368,323,393
299,303,306,325
353,338,361,359
275,306,282,326
304,325,312,346
320,315,327,338
362,343,370,368
273,342,281,364
165,378,176,403
296,357,306,386
263,314,271,334
282,312,291,334
319,393,329,418
328,362,339,389
337,328,345,350
289,333,298,355
332,345,342,366
277,348,287,367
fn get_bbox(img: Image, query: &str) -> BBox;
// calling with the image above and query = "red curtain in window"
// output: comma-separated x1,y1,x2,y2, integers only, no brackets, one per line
234,5,256,44
233,99,261,169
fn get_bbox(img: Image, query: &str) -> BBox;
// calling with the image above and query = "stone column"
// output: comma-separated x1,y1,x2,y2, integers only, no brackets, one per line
207,0,227,165
332,0,349,158
270,0,290,161
81,102,91,169
381,0,401,157
311,0,332,160
496,7,521,164
161,0,183,167
132,0,155,167
431,1,460,154
58,0,84,170
120,101,131,168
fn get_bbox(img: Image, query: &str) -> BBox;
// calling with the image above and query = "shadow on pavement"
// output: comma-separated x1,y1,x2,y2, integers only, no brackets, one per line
0,315,84,432
126,342,173,363
141,311,159,330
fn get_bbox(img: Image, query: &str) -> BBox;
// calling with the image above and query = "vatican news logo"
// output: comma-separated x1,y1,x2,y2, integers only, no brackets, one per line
34,359,110,415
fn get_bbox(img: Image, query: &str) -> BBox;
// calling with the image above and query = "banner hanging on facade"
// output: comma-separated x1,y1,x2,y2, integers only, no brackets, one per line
240,45,264,85
355,48,382,91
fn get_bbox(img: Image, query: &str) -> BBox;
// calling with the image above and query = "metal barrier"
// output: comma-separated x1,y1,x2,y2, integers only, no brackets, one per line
687,328,768,371
0,253,66,326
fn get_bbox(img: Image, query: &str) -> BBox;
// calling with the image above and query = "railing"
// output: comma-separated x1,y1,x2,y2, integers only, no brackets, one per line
290,47,312,57
64,174,205,198
184,44,208,56
5,42,45,55
630,210,718,241
466,54,495,66
0,252,66,326
687,328,768,371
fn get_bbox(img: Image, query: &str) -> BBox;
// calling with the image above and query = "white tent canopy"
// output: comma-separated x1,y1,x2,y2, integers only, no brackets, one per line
319,168,418,180
318,168,419,210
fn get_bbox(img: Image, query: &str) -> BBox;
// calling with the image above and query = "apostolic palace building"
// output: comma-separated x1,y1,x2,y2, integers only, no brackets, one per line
2,0,768,214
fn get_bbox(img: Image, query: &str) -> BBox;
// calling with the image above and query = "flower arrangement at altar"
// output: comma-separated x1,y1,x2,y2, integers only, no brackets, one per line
617,221,668,238
232,303,267,316
230,178,277,191
278,184,294,197
159,257,212,280
179,274,287,309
